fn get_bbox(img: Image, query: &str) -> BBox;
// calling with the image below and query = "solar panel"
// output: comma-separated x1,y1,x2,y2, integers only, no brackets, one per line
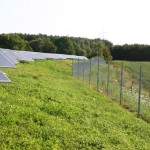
61,54,76,59
34,53,88,60
44,53,66,59
0,70,11,83
48,53,88,60
45,53,65,59
19,51,36,61
7,49,87,61
12,50,34,62
0,52,16,68
0,49,19,64
0,48,88,84
29,52,46,59
52,54,66,59
76,56,88,60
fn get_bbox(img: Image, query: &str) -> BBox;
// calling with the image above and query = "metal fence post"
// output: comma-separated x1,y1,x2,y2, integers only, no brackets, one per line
120,62,124,105
83,59,85,82
97,58,100,91
89,59,91,86
78,58,80,79
131,75,134,94
138,66,142,117
107,63,110,96
72,59,73,76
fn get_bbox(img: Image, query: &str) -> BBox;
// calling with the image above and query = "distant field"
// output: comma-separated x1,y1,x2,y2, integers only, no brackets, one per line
112,60,150,91
112,60,150,78
1,59,150,149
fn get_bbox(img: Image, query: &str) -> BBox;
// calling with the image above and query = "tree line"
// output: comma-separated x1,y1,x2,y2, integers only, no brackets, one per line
111,44,150,61
1,33,150,61
0,33,112,62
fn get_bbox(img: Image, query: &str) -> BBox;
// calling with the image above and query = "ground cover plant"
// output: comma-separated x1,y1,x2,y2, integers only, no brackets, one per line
1,59,150,149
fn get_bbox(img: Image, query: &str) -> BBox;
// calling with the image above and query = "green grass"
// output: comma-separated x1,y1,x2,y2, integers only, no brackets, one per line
111,60,150,119
1,59,150,149
112,60,150,89
76,61,124,102
112,61,150,75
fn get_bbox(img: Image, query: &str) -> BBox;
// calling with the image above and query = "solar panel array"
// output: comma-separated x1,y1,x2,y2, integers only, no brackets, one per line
0,48,88,83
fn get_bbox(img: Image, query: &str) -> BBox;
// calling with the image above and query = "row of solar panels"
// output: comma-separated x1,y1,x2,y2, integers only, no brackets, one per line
0,48,88,83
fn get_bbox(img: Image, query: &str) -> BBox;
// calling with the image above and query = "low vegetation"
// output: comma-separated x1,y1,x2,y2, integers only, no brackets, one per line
1,59,150,149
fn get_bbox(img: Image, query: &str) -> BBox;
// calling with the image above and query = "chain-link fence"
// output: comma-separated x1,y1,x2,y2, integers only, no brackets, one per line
72,58,150,122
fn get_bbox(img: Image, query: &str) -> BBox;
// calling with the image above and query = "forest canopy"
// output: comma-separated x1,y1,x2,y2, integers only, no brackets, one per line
0,33,150,61
0,33,112,62
111,44,150,61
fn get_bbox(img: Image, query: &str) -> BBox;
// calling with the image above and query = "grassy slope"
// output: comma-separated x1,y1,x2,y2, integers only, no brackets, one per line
0,60,150,150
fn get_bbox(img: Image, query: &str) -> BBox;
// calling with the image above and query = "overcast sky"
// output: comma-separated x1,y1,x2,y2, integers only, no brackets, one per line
0,0,150,45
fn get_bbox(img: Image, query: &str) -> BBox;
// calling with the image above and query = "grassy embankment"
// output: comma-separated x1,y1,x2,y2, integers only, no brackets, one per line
1,59,150,149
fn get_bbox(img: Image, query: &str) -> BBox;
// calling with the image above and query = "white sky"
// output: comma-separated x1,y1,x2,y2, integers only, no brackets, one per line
0,0,150,45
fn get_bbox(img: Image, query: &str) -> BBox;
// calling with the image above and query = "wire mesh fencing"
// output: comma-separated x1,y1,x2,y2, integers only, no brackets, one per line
72,58,150,122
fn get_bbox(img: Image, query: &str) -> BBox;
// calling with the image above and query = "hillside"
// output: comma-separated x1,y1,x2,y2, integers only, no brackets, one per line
1,59,150,149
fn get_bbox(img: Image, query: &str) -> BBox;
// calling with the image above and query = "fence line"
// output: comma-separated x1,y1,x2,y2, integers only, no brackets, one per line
72,58,150,122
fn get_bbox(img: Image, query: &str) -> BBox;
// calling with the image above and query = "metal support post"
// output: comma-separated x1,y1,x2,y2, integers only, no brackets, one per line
138,66,142,117
89,59,92,86
120,63,124,105
97,58,100,91
107,63,110,96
